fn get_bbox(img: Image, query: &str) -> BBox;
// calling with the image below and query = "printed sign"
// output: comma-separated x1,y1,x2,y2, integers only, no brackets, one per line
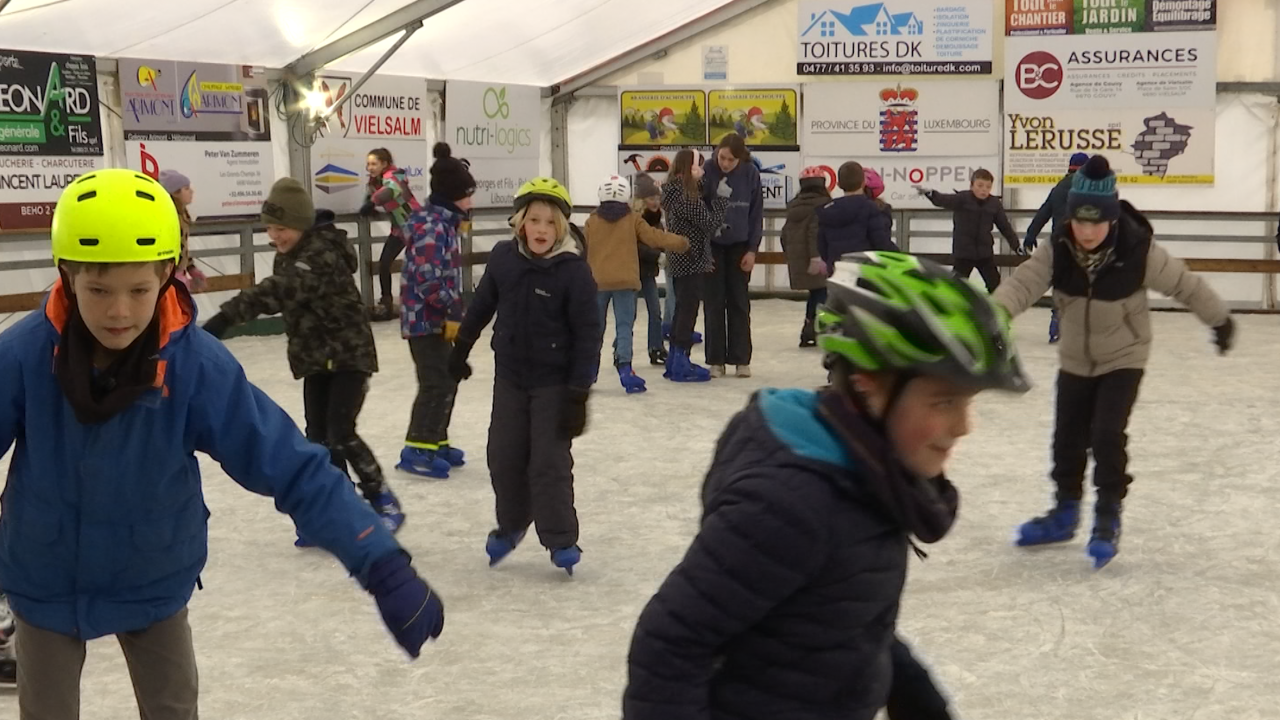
803,157,1000,210
796,0,994,75
617,147,800,211
445,80,541,208
703,45,728,81
1004,107,1214,184
707,89,799,148
0,49,104,229
120,59,273,217
620,90,708,148
309,74,429,213
803,80,999,157
1008,1,1215,35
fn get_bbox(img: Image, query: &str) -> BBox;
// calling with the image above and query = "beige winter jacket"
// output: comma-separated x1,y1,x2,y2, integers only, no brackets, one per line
585,206,688,291
993,205,1228,377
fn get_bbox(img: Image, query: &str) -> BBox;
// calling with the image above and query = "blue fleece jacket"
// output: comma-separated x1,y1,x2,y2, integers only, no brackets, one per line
702,157,764,251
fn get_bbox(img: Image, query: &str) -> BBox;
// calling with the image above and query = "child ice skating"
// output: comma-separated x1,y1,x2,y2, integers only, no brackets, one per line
158,169,207,292
448,178,601,575
361,148,424,321
919,168,1020,291
660,149,730,382
624,251,1029,720
633,173,669,366
203,179,404,541
586,175,688,393
994,155,1235,568
816,161,898,272
781,166,832,347
1025,152,1090,344
0,170,443,718
395,142,475,478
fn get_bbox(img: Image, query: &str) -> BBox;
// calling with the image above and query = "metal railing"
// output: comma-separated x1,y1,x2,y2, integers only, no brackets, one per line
3,207,1279,314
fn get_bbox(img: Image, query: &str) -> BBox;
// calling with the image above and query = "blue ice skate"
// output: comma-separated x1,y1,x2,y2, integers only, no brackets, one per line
485,529,527,567
1087,510,1122,569
618,364,647,394
662,323,702,345
1048,308,1060,344
370,489,406,534
396,447,451,479
1015,500,1080,546
550,545,582,576
664,347,711,383
436,444,466,468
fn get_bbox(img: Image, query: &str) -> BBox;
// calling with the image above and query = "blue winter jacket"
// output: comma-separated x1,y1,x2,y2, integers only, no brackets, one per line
816,193,899,265
401,198,465,338
0,281,401,640
702,158,764,251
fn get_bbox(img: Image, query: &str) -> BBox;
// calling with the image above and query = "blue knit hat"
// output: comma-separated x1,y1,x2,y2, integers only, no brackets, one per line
1068,152,1089,170
1067,155,1119,222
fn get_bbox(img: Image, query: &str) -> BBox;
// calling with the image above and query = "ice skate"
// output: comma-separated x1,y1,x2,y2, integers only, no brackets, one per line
436,444,466,467
1087,505,1122,569
370,488,406,534
648,346,668,366
1048,309,1060,344
799,319,817,347
396,447,451,479
618,364,647,394
663,347,711,382
550,545,582,576
486,529,527,567
1015,500,1080,546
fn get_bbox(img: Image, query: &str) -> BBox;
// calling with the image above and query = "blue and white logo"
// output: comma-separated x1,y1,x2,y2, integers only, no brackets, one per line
802,3,925,37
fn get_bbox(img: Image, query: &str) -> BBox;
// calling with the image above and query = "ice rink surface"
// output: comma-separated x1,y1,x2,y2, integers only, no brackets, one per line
2,301,1279,720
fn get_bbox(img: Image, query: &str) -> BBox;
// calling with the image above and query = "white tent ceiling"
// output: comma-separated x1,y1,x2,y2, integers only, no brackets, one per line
0,0,736,86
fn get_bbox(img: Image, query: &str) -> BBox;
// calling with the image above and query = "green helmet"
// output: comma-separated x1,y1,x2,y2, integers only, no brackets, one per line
817,251,1030,393
514,177,572,218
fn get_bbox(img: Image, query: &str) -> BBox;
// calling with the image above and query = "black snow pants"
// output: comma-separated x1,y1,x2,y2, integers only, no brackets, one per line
406,334,458,448
302,371,386,501
1051,369,1144,507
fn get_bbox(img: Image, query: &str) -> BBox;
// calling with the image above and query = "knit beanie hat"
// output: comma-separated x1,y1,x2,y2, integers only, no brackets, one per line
1068,152,1089,171
430,142,477,202
633,172,660,199
158,169,191,196
1067,155,1120,222
261,178,314,231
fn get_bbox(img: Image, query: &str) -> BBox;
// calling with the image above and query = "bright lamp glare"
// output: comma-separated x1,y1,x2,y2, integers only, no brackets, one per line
304,90,329,115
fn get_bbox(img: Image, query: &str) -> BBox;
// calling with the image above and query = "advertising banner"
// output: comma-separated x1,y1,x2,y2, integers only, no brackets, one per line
0,48,104,229
120,59,273,217
1003,0,1215,186
803,80,999,157
445,80,541,208
707,89,799,148
309,74,429,213
804,156,1000,209
617,148,799,212
796,0,993,75
620,90,708,148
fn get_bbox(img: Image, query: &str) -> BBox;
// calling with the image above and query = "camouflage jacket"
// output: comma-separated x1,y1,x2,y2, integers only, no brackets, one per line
219,225,378,379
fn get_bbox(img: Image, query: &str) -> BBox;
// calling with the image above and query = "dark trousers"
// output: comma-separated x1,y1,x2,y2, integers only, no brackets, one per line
1051,369,1144,507
407,335,458,447
377,233,405,306
488,376,578,549
953,258,1000,292
805,287,828,319
670,274,704,352
638,274,664,352
703,243,752,366
303,371,385,499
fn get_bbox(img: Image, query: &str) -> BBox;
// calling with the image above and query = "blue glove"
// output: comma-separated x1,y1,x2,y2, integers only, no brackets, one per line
366,551,444,658
1023,235,1038,252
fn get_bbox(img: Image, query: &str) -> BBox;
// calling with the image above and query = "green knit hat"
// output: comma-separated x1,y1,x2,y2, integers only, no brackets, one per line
261,178,314,231
1067,155,1120,222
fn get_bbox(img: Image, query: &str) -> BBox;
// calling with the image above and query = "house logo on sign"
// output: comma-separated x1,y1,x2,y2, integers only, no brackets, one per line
879,84,918,153
801,3,924,37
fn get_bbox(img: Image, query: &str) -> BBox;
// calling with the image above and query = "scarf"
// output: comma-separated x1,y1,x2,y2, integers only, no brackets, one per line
815,387,959,545
55,285,165,425
1068,227,1118,281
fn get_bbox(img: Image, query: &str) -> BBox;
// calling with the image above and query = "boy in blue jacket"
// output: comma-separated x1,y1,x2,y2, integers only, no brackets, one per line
624,252,1030,720
816,161,899,269
0,170,443,718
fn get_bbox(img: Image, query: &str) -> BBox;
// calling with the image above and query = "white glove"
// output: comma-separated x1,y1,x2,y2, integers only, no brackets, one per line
716,178,733,199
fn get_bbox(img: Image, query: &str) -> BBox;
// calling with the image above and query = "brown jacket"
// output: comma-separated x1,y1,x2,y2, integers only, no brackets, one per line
781,186,830,291
994,203,1228,377
585,207,688,291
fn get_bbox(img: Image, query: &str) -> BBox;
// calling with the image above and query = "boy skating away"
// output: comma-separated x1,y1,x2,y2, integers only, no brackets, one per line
447,178,601,576
1024,152,1090,344
918,168,1020,292
586,175,688,394
781,166,832,348
0,171,443,719
815,161,898,270
994,155,1235,568
624,251,1030,720
204,179,404,542
395,143,475,479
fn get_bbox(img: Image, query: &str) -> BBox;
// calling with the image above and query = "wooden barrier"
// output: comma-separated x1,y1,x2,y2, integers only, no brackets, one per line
0,273,254,314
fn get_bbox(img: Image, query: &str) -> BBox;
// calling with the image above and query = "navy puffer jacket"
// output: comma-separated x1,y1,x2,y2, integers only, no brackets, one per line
624,388,959,720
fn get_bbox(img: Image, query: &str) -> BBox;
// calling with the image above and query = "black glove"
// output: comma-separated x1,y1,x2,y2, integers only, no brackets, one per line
366,551,444,658
1212,316,1235,355
447,343,473,383
359,200,376,217
558,387,591,440
202,312,233,340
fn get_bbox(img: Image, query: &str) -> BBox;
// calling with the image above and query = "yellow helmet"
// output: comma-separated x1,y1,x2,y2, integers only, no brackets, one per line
514,177,572,218
51,169,181,266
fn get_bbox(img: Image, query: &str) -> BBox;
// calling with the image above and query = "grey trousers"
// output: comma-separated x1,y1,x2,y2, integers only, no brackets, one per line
16,607,198,720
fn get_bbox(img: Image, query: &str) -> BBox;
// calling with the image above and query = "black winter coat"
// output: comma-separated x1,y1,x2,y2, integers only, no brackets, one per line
638,208,663,278
816,193,898,266
218,225,377,379
624,388,959,720
455,239,601,390
924,190,1018,260
1024,172,1075,244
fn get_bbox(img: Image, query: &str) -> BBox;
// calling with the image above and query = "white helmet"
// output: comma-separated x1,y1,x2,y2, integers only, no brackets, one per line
598,175,632,203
